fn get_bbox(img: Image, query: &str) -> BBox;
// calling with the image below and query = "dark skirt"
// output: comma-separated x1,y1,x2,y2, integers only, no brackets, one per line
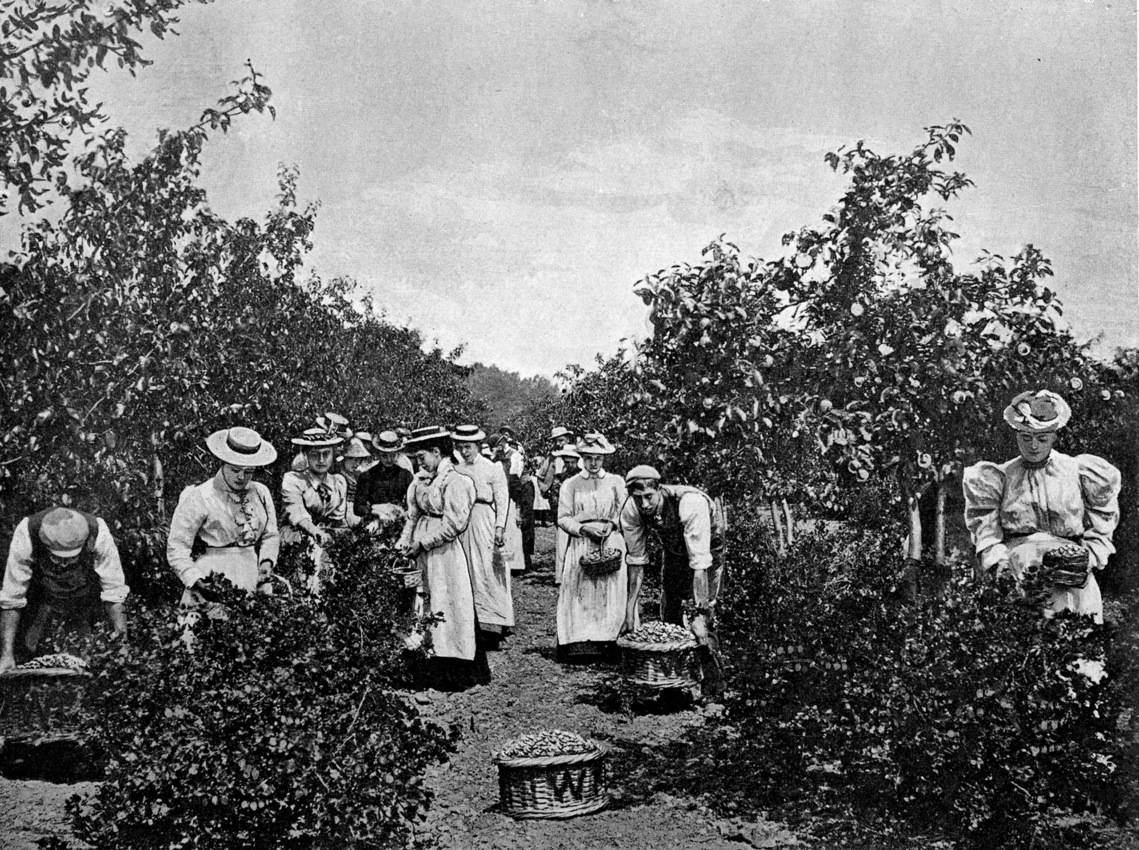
418,619,493,691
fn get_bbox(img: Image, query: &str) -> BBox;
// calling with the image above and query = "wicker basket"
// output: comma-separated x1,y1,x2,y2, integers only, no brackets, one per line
580,548,622,578
616,635,701,690
494,744,609,819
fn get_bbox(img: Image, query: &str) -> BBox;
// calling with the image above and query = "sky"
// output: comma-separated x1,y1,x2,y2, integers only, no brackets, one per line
39,0,1139,376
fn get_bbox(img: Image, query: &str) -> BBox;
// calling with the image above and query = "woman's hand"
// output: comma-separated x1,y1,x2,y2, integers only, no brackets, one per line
494,528,505,548
401,540,423,559
257,560,274,583
580,525,605,542
311,527,332,546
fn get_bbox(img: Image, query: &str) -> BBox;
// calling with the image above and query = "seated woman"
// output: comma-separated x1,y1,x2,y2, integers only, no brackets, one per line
167,427,279,605
398,426,490,690
281,425,359,593
555,433,628,663
963,390,1121,623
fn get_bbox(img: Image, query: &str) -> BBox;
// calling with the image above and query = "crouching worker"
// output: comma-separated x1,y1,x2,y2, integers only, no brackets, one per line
1,507,129,672
620,465,726,698
167,427,280,606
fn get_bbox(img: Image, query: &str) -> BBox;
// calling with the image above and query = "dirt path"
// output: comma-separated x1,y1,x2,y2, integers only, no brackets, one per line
0,527,801,850
411,526,800,850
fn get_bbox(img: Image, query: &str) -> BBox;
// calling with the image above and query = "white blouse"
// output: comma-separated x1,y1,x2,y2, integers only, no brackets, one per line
963,451,1121,570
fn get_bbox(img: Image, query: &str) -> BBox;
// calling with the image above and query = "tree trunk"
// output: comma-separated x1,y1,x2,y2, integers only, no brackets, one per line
905,491,923,562
152,432,165,523
782,499,795,547
934,476,948,567
769,499,786,557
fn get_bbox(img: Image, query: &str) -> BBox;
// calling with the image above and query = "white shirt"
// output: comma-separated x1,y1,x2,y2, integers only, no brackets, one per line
1,517,129,609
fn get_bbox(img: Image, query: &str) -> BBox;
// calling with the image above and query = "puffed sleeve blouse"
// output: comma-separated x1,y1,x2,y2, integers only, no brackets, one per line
963,451,1121,570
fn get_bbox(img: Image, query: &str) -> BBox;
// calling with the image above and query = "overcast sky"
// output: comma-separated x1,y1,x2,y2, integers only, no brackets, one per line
68,1,1139,375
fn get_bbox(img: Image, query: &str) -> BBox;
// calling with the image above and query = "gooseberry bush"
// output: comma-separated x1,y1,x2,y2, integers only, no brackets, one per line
66,533,457,849
712,519,1136,849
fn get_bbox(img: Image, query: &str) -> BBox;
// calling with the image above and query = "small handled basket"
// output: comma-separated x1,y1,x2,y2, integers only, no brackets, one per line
579,522,621,578
494,742,609,819
616,634,701,690
1044,545,1091,590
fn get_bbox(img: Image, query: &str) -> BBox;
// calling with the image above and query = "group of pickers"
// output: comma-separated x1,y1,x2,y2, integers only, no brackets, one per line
1,389,1120,697
0,418,726,696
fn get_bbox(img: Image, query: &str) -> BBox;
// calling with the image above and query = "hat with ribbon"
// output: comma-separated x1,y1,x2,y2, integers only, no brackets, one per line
553,446,581,460
38,508,92,557
451,424,487,442
291,426,344,449
353,430,373,444
372,430,404,453
1003,390,1071,433
342,437,372,459
625,464,662,494
550,425,574,441
576,432,615,455
206,427,278,467
315,412,352,439
498,425,516,438
404,425,451,448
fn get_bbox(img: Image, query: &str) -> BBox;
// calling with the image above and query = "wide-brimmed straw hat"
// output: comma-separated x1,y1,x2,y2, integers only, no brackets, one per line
316,412,351,438
38,508,92,558
291,426,344,449
553,446,581,460
625,464,662,494
207,427,277,467
404,425,450,447
1003,390,1071,433
550,425,574,441
451,425,487,442
342,437,371,459
372,430,404,453
576,432,615,455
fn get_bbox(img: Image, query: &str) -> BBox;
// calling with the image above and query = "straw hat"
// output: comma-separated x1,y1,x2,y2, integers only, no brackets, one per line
291,427,344,449
404,425,450,447
316,412,351,438
1003,390,1071,433
342,437,371,459
553,446,581,460
206,427,277,467
38,508,91,558
451,424,487,442
550,425,574,441
576,432,615,455
372,430,404,453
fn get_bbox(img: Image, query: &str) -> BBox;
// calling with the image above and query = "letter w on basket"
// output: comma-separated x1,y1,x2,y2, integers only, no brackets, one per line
549,768,586,802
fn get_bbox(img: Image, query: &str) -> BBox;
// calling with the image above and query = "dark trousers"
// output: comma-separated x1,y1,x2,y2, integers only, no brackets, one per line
659,550,725,697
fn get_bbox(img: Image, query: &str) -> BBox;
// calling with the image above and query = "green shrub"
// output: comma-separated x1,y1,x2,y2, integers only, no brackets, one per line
66,532,457,849
715,521,1135,849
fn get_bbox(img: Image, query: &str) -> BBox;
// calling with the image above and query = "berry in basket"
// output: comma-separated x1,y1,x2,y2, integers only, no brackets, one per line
580,548,621,566
1043,544,1090,589
624,622,693,643
18,653,87,671
499,730,595,759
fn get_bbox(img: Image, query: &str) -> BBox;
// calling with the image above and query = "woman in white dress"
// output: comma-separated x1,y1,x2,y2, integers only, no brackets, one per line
555,433,628,663
399,426,490,689
963,390,1121,623
167,427,279,605
452,424,515,649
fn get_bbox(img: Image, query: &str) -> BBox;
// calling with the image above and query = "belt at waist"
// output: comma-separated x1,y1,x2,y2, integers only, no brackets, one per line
423,511,444,519
1006,532,1083,543
204,544,255,551
474,499,494,506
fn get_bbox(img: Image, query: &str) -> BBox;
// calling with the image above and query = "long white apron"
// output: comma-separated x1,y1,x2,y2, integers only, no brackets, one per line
554,527,569,585
501,499,526,573
418,518,477,661
557,523,627,646
180,546,259,606
1007,532,1103,623
460,502,514,629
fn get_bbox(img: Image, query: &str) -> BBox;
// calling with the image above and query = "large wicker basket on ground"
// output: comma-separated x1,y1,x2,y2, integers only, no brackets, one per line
494,743,609,819
616,634,701,690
